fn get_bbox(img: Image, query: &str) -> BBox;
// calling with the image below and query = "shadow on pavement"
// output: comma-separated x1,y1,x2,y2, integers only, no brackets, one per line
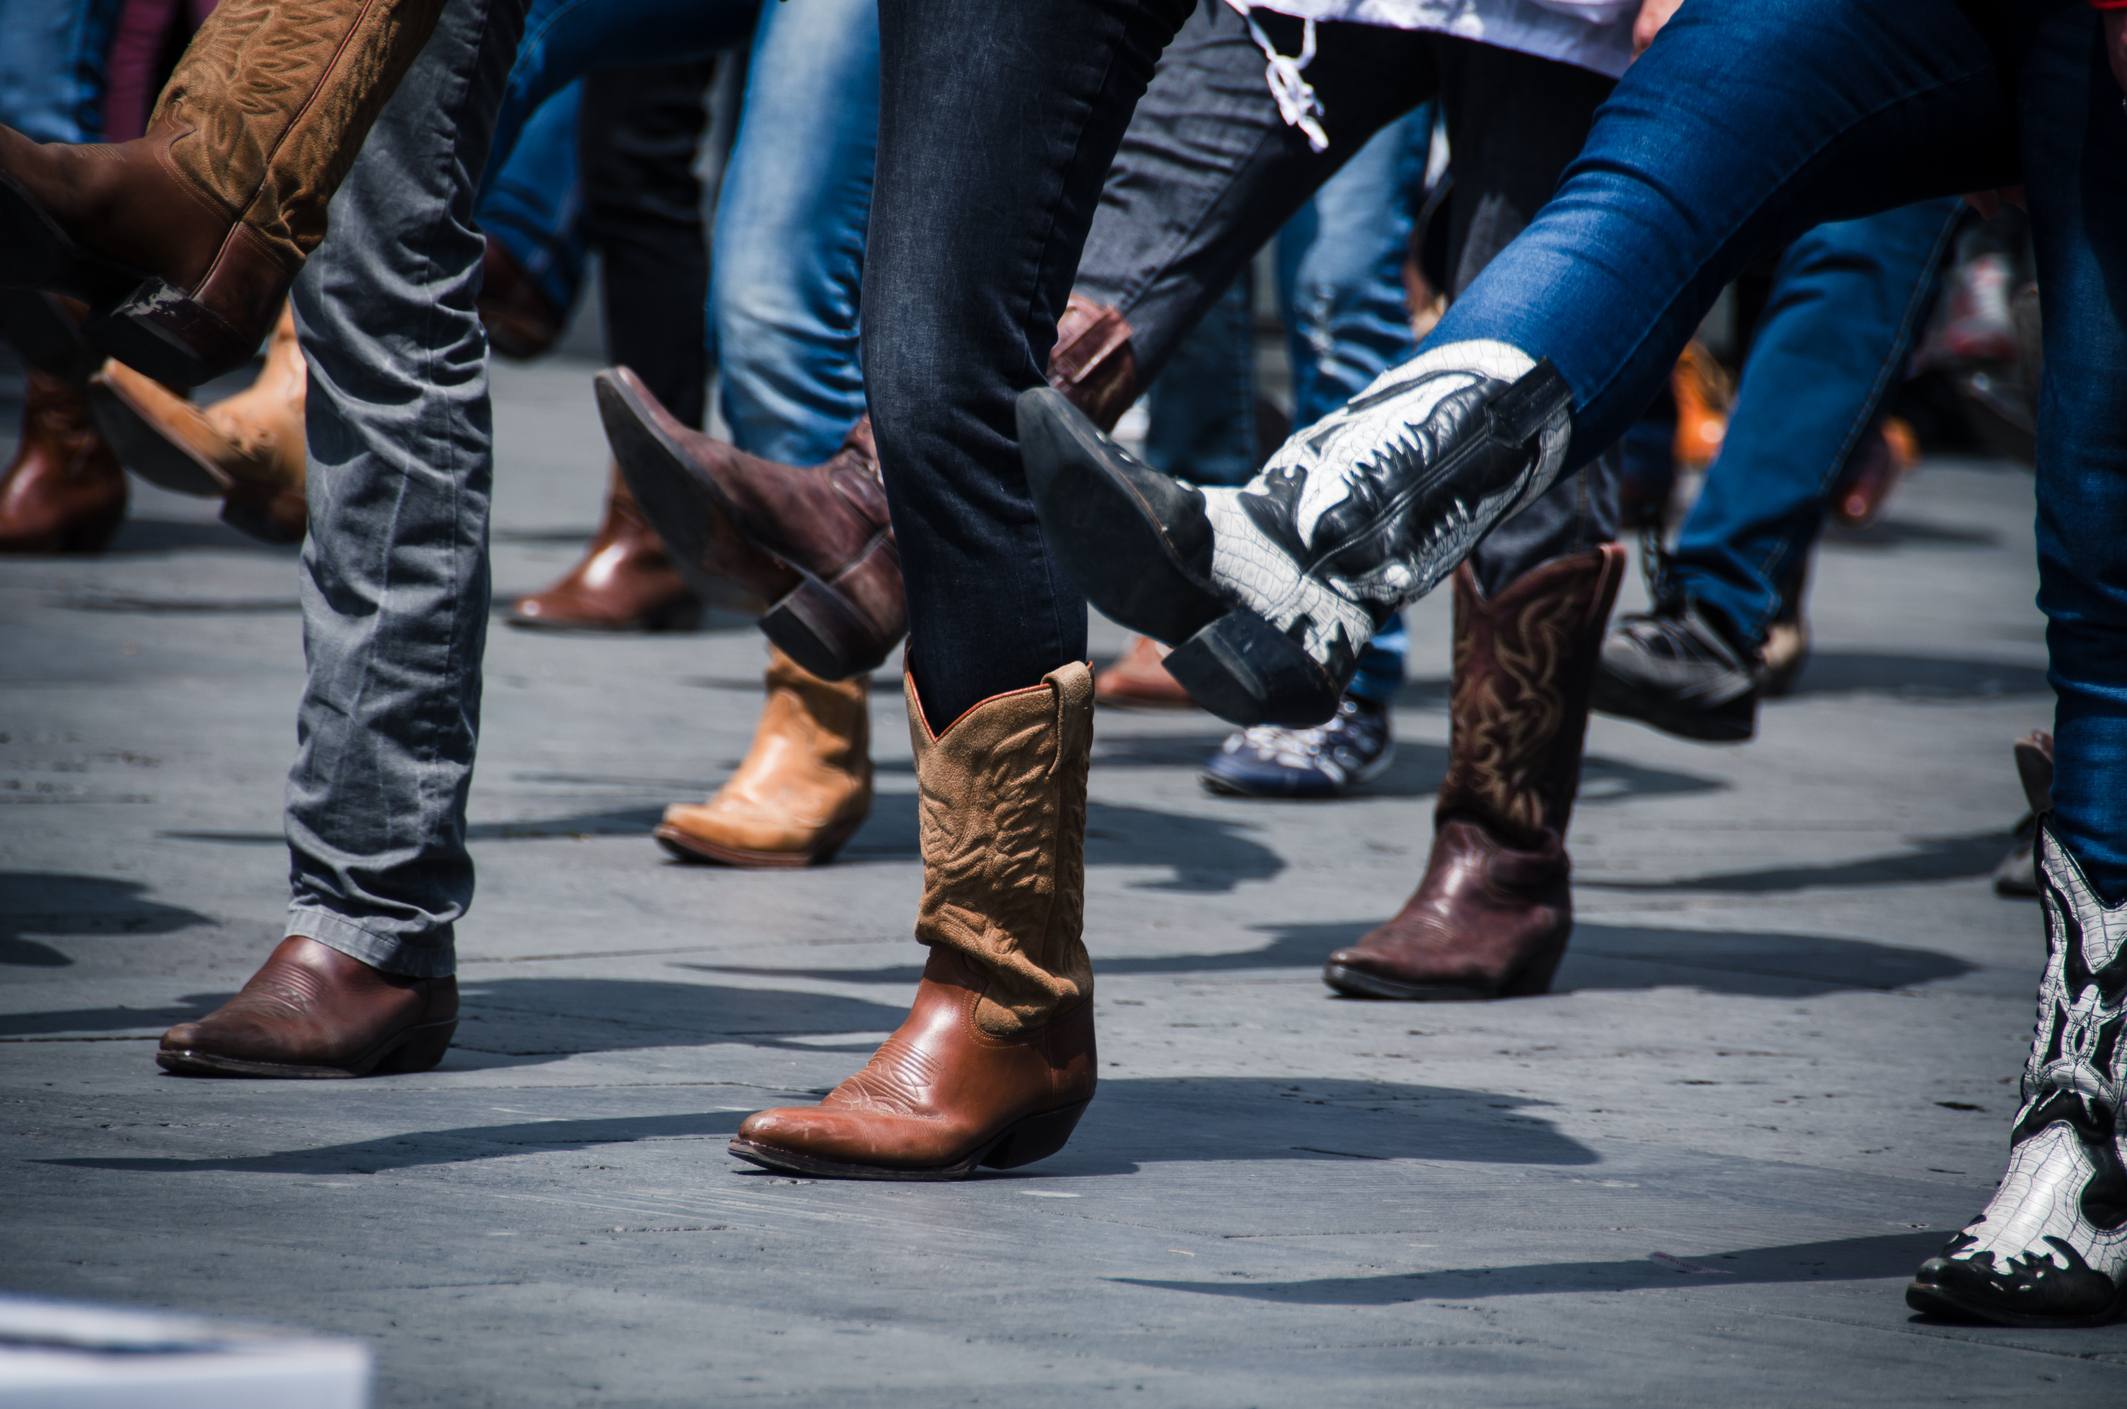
1112,1230,1949,1302
100,518,300,556
44,1076,1595,1175
1781,652,2049,700
1582,830,2008,894
0,871,212,967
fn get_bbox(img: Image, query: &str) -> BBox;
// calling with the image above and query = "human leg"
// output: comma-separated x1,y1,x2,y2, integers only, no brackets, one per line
478,79,589,330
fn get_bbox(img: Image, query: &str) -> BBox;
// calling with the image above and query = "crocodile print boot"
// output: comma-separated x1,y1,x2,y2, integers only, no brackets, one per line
1324,545,1625,1000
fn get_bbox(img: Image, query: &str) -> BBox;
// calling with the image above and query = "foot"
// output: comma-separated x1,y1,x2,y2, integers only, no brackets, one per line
1094,635,1198,710
730,950,1095,1179
1201,694,1391,799
597,368,905,679
478,236,564,360
1019,341,1571,727
656,647,872,867
1323,819,1571,1000
507,465,701,632
1591,601,1760,742
0,370,127,553
157,937,457,1078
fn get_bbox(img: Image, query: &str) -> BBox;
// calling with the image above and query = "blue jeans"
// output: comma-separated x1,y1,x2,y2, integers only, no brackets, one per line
285,0,527,974
477,77,588,320
1429,0,2127,895
1671,200,1964,648
0,0,122,143
709,0,879,464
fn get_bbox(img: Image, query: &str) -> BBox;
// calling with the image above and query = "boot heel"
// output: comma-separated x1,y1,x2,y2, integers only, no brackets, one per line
86,280,245,389
1165,609,1343,727
377,1019,456,1075
762,578,877,682
980,1099,1091,1170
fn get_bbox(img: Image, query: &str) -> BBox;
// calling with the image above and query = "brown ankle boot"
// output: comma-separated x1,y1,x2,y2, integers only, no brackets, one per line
656,645,872,867
598,368,906,679
731,663,1098,1178
0,0,448,385
0,370,128,553
1325,546,1626,1000
508,466,703,631
157,936,458,1078
88,299,309,544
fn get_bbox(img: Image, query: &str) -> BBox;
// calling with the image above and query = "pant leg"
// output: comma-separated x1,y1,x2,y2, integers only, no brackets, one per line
2018,7,2127,900
1671,200,1964,648
867,0,1192,728
1142,274,1258,487
283,0,527,977
709,0,878,464
582,60,713,429
0,0,124,142
477,78,589,318
1074,8,1438,387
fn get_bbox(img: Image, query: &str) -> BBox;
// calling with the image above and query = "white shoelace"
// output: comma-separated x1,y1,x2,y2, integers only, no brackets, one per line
1223,1,1329,153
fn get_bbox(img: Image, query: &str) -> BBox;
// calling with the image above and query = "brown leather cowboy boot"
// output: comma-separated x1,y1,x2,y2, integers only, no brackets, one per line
0,370,128,553
598,367,906,680
478,236,565,361
1048,292,1140,431
656,645,872,867
158,936,458,1078
88,299,309,544
1095,635,1199,709
508,467,703,631
731,663,1098,1178
0,0,448,386
1325,545,1625,1000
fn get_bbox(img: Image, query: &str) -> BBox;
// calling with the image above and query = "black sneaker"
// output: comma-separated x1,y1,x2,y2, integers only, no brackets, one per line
1200,694,1393,799
1591,603,1760,742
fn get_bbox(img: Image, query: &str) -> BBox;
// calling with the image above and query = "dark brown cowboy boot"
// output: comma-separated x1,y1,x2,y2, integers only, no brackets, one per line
1325,545,1626,1000
1047,292,1140,430
0,370,128,553
158,936,458,1078
598,367,906,679
730,664,1097,1178
508,466,703,631
0,0,448,385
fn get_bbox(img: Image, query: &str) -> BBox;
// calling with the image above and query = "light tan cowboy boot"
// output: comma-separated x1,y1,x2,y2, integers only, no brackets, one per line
1325,545,1625,1000
730,663,1097,1178
656,645,873,868
89,299,308,543
0,0,449,385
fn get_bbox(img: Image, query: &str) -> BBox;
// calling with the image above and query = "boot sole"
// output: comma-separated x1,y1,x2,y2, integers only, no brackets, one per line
1018,388,1341,727
504,597,704,634
1589,669,1756,743
654,821,858,870
598,371,895,681
155,1018,457,1079
1905,1276,2127,1328
727,1098,1093,1181
84,376,234,498
1323,950,1563,1002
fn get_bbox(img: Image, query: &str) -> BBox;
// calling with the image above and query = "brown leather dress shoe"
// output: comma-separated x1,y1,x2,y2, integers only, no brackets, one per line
1094,634,1198,709
598,367,905,680
731,664,1098,1179
508,466,702,631
657,645,871,867
1326,547,1625,1001
88,299,308,544
158,936,458,1078
478,236,564,360
0,0,448,385
0,370,128,554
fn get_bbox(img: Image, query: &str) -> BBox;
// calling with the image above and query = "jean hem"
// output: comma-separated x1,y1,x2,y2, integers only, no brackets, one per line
287,906,457,979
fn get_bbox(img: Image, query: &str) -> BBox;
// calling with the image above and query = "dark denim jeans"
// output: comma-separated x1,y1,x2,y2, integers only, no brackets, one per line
1673,200,1964,649
865,0,1193,728
1429,0,2127,896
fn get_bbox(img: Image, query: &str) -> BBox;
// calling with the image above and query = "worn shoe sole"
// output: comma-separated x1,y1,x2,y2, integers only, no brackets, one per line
155,1018,457,1079
654,819,858,870
1019,388,1341,727
599,370,894,680
727,1098,1092,1181
84,375,234,497
1905,1274,2127,1328
1589,667,1756,743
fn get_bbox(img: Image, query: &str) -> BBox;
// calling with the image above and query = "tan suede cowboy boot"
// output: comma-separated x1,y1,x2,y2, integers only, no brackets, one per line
89,299,309,543
656,645,873,868
0,0,448,385
731,663,1097,1178
1325,545,1625,1000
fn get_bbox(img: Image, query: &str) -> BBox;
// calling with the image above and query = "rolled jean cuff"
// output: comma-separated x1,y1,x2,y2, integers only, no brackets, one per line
286,905,456,979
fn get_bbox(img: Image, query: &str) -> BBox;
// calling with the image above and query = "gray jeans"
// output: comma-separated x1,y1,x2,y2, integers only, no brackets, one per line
1075,5,1619,595
283,0,527,977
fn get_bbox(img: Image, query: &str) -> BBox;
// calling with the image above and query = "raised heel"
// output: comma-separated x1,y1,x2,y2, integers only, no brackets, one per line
85,280,247,388
376,1019,457,1075
1164,608,1343,727
981,1099,1092,1170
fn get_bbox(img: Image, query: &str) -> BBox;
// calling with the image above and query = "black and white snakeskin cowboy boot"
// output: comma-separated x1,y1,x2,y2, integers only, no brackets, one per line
1908,820,2127,1326
1018,340,1572,726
